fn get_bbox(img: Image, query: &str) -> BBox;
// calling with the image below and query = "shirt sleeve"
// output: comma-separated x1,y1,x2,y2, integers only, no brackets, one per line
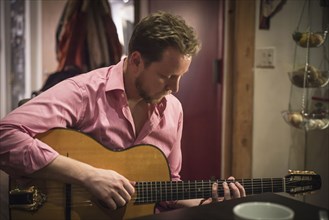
0,79,86,176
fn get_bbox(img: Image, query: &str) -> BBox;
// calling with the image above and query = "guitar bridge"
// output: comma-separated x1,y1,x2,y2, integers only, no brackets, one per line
9,186,46,211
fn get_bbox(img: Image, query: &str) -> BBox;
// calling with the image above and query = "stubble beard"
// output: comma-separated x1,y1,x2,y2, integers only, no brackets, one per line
135,77,165,104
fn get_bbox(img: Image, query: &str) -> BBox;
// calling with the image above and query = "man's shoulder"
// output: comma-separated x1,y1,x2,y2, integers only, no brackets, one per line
71,61,123,86
165,94,183,110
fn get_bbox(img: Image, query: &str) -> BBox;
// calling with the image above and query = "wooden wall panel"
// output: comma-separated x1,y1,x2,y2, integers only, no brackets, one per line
231,0,255,178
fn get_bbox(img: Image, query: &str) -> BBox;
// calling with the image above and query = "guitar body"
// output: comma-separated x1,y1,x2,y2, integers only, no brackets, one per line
10,129,171,220
9,129,322,220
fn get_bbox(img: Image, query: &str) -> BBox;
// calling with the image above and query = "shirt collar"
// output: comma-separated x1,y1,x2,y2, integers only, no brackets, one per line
154,98,167,117
106,59,125,92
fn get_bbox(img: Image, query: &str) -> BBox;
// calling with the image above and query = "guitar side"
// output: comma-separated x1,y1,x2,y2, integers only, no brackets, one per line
10,128,171,220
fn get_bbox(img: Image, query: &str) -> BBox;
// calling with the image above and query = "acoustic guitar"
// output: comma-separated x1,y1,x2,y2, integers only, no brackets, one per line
9,129,322,220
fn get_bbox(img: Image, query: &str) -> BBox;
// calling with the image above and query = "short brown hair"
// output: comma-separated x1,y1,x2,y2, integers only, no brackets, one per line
128,11,200,66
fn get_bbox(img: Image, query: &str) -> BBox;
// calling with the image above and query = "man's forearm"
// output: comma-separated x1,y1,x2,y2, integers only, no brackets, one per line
27,155,94,187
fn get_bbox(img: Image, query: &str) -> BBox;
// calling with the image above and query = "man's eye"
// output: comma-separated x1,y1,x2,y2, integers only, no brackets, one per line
161,74,171,79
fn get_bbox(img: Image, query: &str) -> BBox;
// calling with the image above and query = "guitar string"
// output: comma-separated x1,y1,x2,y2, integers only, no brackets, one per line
37,181,298,197
40,181,302,191
32,179,304,196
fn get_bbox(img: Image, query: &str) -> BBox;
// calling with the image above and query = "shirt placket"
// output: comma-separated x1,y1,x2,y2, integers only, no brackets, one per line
134,103,164,144
120,93,136,137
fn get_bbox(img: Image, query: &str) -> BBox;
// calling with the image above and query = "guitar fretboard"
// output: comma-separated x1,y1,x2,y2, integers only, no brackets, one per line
134,178,285,204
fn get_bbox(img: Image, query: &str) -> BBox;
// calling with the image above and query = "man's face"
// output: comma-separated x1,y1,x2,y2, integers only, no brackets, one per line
135,48,192,104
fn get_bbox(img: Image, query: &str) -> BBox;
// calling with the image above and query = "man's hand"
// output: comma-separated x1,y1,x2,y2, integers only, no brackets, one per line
84,168,135,210
200,176,246,205
28,155,135,211
221,176,246,200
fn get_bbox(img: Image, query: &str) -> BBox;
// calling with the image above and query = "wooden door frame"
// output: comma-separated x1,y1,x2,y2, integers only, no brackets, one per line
222,0,255,179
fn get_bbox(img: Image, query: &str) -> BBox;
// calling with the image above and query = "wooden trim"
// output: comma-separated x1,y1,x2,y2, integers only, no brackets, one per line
232,0,255,178
221,0,235,178
226,0,255,178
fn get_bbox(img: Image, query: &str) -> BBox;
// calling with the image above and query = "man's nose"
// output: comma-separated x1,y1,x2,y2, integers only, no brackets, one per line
167,77,180,93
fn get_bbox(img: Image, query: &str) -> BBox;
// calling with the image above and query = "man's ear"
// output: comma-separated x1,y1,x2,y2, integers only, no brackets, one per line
130,51,143,68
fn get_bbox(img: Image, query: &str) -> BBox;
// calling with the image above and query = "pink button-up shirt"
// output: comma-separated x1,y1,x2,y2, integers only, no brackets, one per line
0,60,183,181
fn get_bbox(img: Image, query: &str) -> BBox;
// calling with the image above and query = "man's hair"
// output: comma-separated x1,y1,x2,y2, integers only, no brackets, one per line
128,11,201,66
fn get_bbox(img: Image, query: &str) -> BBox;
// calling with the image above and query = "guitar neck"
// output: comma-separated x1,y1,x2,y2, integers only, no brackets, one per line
134,178,286,204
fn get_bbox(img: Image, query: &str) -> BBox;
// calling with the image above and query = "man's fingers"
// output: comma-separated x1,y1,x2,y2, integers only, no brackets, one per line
205,177,246,205
236,181,246,197
211,182,219,202
222,181,231,200
229,182,240,198
102,181,135,210
112,191,128,208
125,181,136,195
114,181,135,208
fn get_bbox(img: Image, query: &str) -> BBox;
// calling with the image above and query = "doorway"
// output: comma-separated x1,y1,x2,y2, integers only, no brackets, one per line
148,0,225,181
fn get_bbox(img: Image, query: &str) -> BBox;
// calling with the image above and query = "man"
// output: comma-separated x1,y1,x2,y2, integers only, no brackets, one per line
0,11,245,213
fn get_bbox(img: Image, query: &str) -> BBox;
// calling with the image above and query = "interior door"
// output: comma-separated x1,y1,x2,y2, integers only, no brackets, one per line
148,0,224,181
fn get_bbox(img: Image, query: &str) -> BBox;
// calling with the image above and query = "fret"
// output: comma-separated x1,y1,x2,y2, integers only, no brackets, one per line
189,181,193,199
171,181,180,200
140,182,144,203
262,178,273,193
162,181,165,201
188,181,191,199
174,181,178,200
142,182,147,203
251,178,253,195
252,178,262,194
160,181,166,202
135,177,288,204
135,183,139,203
175,181,184,200
158,181,162,201
217,180,225,197
193,181,197,199
147,182,151,203
181,181,184,200
195,180,203,198
163,182,167,201
190,180,195,199
172,181,177,200
153,182,156,202
170,181,173,201
242,179,252,195
139,182,143,203
183,181,189,200
142,182,147,202
192,181,198,199
273,178,284,193
215,180,220,198
151,182,155,202
155,182,160,202
209,180,213,197
150,182,154,203
202,180,204,199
